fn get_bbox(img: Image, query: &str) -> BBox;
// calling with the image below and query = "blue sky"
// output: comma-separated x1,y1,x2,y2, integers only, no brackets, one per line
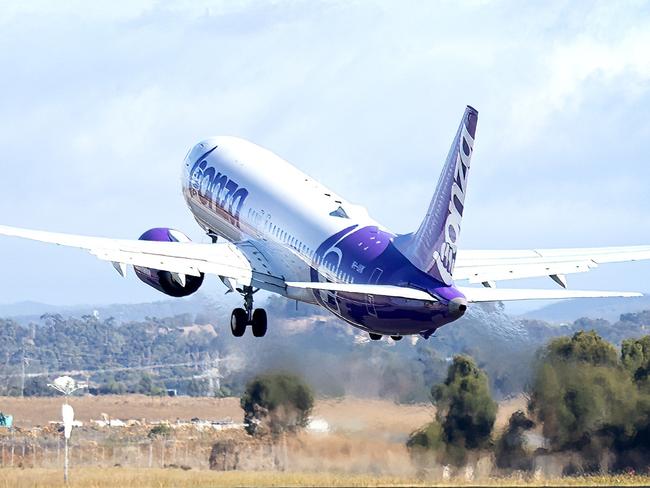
1,0,649,306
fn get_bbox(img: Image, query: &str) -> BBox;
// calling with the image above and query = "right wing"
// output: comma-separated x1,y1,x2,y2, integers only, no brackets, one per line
0,224,254,285
454,245,650,286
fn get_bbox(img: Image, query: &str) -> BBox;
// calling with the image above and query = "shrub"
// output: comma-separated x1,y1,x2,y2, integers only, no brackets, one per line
240,372,314,436
148,424,172,438
407,355,496,467
495,410,535,471
529,331,650,471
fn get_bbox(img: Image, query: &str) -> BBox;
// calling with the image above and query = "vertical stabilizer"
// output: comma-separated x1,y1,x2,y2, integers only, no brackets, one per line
395,106,478,285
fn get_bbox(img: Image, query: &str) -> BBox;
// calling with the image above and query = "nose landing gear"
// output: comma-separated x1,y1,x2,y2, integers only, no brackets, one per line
230,286,267,337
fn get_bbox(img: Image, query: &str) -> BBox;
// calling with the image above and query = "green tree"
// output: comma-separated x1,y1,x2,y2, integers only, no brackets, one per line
412,355,497,466
137,373,165,396
622,335,650,386
544,330,618,367
23,377,56,397
240,372,314,436
495,410,535,471
529,331,645,470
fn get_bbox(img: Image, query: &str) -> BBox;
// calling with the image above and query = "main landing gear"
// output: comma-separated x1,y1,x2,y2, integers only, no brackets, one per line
230,286,267,338
368,333,403,341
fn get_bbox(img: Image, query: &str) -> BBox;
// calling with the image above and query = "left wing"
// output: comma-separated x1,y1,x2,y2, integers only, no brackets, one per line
454,246,650,287
285,281,437,301
0,224,253,285
288,282,641,302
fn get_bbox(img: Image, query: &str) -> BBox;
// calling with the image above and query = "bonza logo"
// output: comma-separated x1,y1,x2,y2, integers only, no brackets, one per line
189,158,249,226
431,122,474,285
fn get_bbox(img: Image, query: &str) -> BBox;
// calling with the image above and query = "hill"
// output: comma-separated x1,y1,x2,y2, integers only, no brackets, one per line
1,294,649,401
0,293,223,324
522,295,650,322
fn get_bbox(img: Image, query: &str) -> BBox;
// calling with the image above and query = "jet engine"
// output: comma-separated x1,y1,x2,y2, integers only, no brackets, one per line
134,228,204,297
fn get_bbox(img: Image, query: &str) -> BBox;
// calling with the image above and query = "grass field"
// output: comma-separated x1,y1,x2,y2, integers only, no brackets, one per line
0,394,523,432
0,395,437,430
0,468,649,487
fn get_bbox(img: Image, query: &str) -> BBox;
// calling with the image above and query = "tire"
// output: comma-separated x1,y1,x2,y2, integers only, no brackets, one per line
369,332,382,341
251,308,268,337
230,308,247,337
390,335,403,341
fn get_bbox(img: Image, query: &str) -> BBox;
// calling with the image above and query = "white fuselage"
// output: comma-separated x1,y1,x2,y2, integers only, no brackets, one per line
181,136,384,304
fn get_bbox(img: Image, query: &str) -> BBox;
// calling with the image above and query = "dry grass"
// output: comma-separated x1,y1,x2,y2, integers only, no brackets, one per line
312,397,435,438
0,395,241,427
0,394,527,432
0,468,648,487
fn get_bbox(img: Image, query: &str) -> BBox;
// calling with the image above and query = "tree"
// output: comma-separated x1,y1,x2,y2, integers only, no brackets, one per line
424,355,497,466
622,335,650,386
23,377,56,397
544,330,618,367
137,373,165,396
240,372,314,436
529,331,645,470
495,410,535,471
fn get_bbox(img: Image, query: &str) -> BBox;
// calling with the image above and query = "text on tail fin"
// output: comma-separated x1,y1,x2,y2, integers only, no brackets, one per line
396,106,477,285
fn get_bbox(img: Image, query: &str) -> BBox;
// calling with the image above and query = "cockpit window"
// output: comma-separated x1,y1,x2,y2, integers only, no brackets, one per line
329,206,350,219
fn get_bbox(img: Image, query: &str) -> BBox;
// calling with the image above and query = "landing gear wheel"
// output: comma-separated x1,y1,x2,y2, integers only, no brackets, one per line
390,335,403,341
230,308,247,337
369,333,382,341
251,308,268,337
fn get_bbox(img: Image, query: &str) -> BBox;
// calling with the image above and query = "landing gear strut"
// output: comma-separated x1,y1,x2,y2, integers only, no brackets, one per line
230,286,267,338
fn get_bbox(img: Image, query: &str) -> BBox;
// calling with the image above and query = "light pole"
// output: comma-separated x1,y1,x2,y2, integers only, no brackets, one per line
48,376,86,484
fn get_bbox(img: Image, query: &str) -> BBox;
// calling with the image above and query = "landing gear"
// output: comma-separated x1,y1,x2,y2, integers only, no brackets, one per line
251,309,267,337
390,335,403,341
369,332,382,341
230,286,267,338
230,308,247,337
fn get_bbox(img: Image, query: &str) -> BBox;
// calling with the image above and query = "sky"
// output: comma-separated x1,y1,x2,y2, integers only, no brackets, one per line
0,0,649,307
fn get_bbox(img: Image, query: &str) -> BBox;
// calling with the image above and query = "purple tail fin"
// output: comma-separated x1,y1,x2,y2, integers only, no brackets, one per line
395,106,478,285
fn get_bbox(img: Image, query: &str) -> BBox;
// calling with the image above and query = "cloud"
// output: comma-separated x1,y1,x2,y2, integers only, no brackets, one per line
508,19,650,146
0,1,649,304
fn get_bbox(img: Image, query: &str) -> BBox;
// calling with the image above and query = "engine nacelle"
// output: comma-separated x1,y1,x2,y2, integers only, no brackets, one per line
134,228,204,297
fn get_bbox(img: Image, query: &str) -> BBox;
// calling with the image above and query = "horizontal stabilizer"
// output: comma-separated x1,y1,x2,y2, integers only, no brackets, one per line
285,282,437,301
458,286,642,303
454,245,650,284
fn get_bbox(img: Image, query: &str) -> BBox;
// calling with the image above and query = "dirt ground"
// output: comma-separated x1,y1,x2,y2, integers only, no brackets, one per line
0,394,526,432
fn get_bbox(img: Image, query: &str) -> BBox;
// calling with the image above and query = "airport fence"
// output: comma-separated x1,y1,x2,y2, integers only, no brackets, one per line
0,435,216,469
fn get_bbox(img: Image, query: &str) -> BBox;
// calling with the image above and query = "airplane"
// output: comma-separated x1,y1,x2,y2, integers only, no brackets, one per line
1,105,649,341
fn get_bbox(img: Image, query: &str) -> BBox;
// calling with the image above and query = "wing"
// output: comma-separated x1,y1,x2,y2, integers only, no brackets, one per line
458,286,641,303
288,282,641,303
0,224,253,285
285,281,437,301
454,246,650,286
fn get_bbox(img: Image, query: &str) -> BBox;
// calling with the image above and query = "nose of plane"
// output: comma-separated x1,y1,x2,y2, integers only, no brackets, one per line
448,296,468,318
